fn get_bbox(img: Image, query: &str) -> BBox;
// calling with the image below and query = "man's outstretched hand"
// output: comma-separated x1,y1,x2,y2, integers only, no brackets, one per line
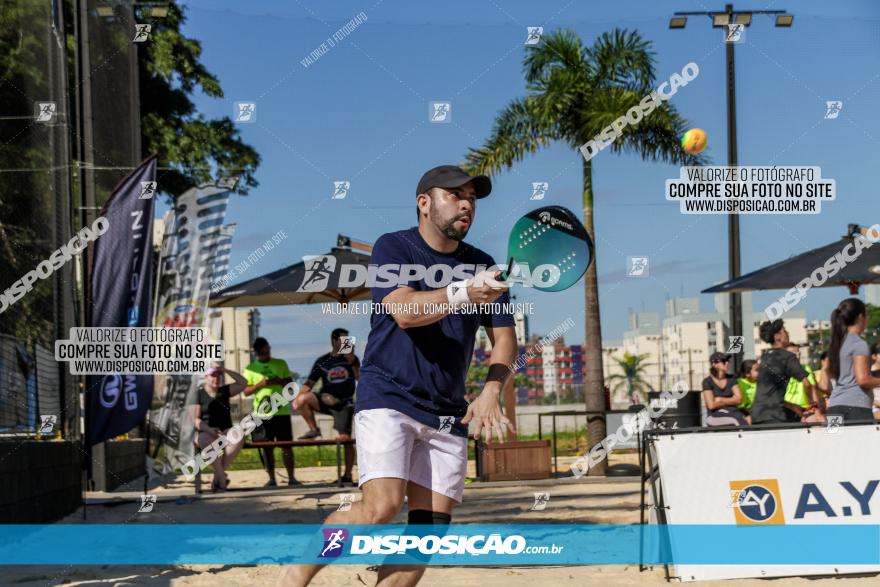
462,384,516,443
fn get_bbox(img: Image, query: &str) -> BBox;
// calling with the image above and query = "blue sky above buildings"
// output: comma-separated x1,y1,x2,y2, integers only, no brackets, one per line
173,0,880,374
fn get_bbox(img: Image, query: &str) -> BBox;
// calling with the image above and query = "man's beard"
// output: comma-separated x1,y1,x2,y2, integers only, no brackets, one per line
430,206,470,241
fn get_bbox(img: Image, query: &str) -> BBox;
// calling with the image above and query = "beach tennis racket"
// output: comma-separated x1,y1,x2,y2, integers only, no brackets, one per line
500,205,594,292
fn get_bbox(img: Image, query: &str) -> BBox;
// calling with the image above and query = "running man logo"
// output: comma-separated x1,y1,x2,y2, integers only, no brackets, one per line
332,181,351,199
530,492,550,511
430,101,452,123
627,256,649,277
140,181,157,200
138,494,157,513
337,494,357,512
38,414,57,435
234,102,256,123
438,416,455,433
725,24,745,43
729,479,785,525
319,528,349,557
826,414,844,433
298,255,337,292
133,24,151,42
35,102,56,123
338,336,356,354
218,176,240,190
525,26,543,45
824,100,843,119
726,335,744,354
530,182,549,200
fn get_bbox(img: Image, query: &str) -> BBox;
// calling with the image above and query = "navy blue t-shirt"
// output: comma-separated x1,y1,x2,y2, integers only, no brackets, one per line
356,227,515,437
307,352,359,402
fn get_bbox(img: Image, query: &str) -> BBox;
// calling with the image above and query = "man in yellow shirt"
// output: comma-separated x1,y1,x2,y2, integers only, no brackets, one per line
243,337,298,487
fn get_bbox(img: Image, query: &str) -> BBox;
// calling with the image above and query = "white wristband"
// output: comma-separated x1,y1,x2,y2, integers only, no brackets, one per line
446,279,471,308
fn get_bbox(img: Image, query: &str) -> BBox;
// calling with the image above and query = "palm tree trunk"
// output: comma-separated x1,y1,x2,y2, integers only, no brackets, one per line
582,155,607,475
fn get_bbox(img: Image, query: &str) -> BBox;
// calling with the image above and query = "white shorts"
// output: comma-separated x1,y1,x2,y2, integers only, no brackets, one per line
355,408,468,503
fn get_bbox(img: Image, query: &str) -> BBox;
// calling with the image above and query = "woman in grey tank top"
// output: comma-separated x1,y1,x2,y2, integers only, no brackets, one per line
824,298,880,423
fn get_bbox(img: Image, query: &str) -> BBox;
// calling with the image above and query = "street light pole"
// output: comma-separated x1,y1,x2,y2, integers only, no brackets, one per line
724,4,743,374
670,5,793,374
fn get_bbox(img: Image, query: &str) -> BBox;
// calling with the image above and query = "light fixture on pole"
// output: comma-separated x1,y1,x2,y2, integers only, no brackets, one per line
669,4,793,373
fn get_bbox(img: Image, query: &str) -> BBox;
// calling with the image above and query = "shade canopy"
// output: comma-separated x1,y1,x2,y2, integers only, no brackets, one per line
702,224,880,295
210,235,373,307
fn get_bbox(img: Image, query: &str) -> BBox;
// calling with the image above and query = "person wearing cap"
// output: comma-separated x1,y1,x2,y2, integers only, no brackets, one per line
292,327,360,486
751,319,820,425
188,365,248,492
243,337,298,487
702,352,747,427
282,165,517,587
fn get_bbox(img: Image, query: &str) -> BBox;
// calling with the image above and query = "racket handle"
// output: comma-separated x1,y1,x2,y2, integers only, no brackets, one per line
500,256,515,281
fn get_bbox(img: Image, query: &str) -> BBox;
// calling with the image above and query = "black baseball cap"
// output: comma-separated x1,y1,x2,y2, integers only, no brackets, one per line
416,165,492,199
709,352,731,363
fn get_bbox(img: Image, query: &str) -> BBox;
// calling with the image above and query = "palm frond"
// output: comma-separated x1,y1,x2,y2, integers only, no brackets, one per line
614,99,711,166
523,29,588,87
461,97,559,176
585,28,656,93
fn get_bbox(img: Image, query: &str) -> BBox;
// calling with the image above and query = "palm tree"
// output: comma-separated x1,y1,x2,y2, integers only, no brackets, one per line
606,352,653,404
462,28,705,474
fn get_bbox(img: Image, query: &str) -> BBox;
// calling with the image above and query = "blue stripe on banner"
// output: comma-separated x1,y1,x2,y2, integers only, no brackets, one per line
0,525,878,565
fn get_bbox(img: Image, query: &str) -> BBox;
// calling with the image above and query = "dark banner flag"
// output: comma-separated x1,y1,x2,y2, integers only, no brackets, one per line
87,156,157,446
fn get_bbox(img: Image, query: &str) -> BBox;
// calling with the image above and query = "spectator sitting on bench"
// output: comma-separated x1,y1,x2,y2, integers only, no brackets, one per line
188,365,248,492
292,328,359,486
243,337,299,487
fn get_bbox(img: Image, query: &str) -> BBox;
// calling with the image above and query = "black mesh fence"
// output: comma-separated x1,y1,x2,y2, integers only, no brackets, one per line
0,334,68,436
0,0,78,437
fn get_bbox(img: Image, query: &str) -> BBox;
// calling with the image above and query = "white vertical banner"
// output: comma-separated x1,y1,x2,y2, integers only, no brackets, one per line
151,180,237,473
207,223,236,344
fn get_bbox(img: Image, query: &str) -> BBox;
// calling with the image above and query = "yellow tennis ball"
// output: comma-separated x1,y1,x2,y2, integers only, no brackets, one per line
681,128,707,155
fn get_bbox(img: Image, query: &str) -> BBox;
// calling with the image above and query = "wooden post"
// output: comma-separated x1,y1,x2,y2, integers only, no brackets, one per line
503,376,517,441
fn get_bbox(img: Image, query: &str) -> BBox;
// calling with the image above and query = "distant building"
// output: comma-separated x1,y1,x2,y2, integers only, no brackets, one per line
661,298,726,391
152,216,166,252
474,332,583,405
474,310,528,351
601,340,625,406
218,307,260,373
216,307,260,419
866,284,880,307
660,295,805,389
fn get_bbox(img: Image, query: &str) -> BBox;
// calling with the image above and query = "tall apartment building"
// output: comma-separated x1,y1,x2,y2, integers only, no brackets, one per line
474,334,583,405
217,307,261,373
622,312,663,390
661,298,726,390
866,284,880,307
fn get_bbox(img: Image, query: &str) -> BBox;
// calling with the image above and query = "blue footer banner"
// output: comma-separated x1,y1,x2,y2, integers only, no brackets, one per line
0,525,879,565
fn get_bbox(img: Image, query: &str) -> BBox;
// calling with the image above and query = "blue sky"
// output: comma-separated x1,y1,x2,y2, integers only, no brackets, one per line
173,0,880,375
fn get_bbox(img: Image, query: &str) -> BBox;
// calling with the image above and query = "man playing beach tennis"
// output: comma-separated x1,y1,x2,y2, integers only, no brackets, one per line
281,165,517,587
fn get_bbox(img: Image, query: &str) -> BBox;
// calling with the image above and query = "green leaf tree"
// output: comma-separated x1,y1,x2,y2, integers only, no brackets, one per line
1,2,261,344
137,3,260,198
605,351,653,403
462,28,704,473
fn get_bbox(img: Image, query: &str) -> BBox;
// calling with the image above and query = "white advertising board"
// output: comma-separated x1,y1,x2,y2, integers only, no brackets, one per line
652,424,880,581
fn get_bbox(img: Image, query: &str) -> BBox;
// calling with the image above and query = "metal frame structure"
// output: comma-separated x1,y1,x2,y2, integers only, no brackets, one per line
637,420,879,581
